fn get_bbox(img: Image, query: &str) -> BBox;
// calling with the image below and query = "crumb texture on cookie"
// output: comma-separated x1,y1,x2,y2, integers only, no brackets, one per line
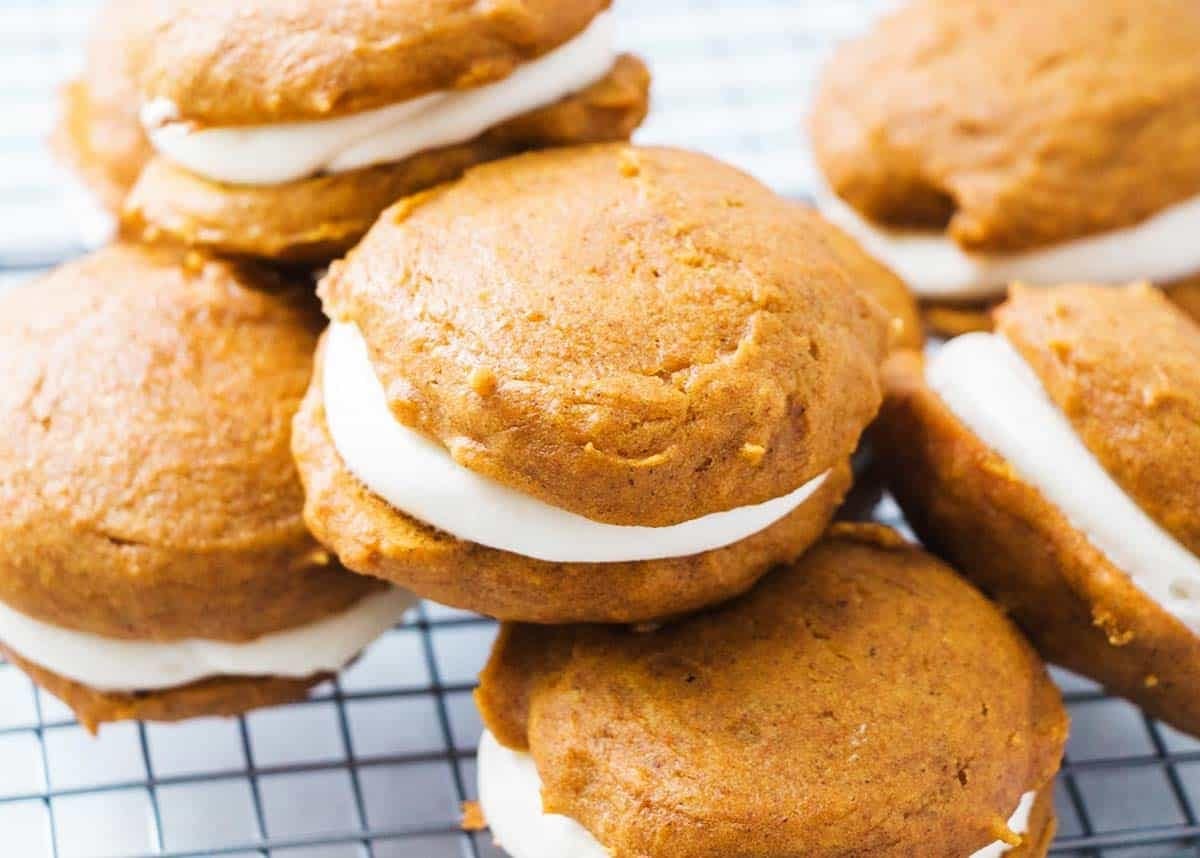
320,145,889,525
811,0,1200,252
134,0,612,125
877,348,1200,737
996,284,1200,558
476,525,1067,857
1,644,324,734
800,205,923,349
0,244,377,641
292,348,854,623
124,55,650,262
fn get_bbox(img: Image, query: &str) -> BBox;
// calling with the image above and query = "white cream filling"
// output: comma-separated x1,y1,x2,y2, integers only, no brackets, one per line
0,588,414,693
141,13,617,186
929,333,1200,632
477,730,1035,858
815,182,1200,300
322,322,830,564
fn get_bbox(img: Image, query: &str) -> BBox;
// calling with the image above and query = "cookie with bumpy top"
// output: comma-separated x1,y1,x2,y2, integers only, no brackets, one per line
317,144,888,526
0,244,377,642
811,0,1200,253
475,524,1067,858
878,284,1200,735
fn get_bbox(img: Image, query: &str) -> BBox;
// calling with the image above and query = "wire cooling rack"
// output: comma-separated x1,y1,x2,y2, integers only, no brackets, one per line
1,0,1198,855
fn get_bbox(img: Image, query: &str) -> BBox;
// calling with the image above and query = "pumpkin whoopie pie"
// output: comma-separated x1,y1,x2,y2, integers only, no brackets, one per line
121,0,650,263
0,245,413,731
474,524,1068,858
292,144,890,623
51,0,153,245
809,0,1200,321
877,282,1200,735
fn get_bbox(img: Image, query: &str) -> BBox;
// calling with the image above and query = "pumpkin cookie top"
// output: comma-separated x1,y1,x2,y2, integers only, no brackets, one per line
132,0,612,126
477,524,1067,858
0,244,376,642
320,144,889,526
811,0,1200,253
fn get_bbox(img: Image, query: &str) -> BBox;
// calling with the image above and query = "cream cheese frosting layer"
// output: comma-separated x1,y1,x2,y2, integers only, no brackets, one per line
929,333,1200,632
141,12,617,186
477,729,1035,858
815,183,1200,300
322,322,830,564
0,588,414,693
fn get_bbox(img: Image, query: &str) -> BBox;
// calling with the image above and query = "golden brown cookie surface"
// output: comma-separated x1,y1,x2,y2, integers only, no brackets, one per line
124,55,650,263
811,0,1200,252
800,205,923,350
878,349,1200,736
476,524,1067,858
134,0,611,125
1,645,324,734
291,342,853,623
996,284,1200,557
0,245,379,642
51,0,154,212
321,144,889,526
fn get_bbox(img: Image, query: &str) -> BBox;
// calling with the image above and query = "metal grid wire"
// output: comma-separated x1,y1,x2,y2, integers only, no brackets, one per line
0,0,1197,855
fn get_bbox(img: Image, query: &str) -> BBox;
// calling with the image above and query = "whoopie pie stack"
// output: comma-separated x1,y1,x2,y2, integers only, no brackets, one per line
49,0,1200,854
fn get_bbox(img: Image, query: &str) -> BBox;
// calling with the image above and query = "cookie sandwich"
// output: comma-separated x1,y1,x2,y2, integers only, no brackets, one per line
810,0,1200,315
123,0,650,262
0,245,413,731
878,283,1200,735
476,524,1068,858
293,145,890,623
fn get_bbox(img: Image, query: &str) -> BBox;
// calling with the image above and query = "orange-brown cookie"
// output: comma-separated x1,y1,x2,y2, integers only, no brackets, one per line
811,0,1200,252
0,244,373,640
800,204,923,350
319,145,887,525
922,279,1200,340
124,55,650,263
997,284,1200,555
877,284,1200,735
133,0,612,126
0,245,409,728
475,524,1067,858
809,0,1200,310
51,0,154,214
1,646,325,735
295,145,888,623
123,1,648,264
293,351,853,623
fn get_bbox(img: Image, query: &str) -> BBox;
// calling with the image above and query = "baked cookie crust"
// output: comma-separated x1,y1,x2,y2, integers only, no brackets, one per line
0,245,378,641
1,645,324,734
320,144,888,525
292,347,853,624
476,524,1067,857
132,0,612,126
811,0,1200,252
878,350,1200,736
996,283,1200,557
123,55,650,263
801,204,923,350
